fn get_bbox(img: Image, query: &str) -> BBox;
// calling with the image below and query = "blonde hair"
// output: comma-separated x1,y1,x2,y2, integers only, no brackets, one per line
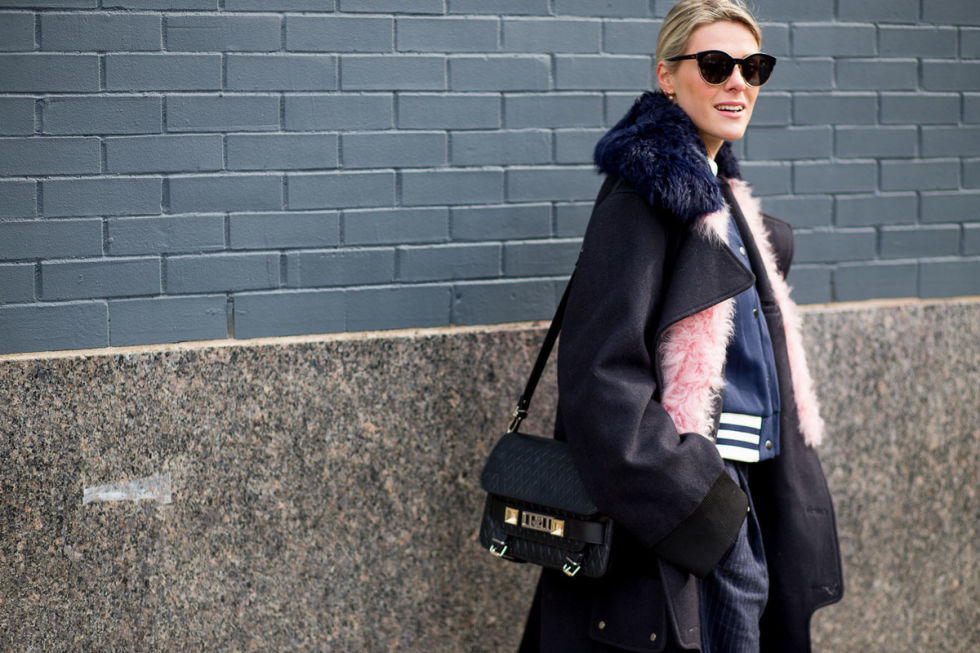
656,0,762,70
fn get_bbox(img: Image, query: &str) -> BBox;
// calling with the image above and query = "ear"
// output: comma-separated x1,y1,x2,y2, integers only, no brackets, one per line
656,59,675,95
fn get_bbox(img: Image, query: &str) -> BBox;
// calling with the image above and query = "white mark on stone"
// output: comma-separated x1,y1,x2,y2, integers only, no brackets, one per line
82,472,172,506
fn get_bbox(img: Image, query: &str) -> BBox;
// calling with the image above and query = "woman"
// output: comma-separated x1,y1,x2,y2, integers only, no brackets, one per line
519,1,843,651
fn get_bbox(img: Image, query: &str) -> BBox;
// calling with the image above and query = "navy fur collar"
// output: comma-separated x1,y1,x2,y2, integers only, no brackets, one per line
594,91,742,224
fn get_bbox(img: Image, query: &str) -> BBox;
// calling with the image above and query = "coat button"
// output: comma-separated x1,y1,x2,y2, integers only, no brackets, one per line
752,307,758,318
598,620,606,630
739,246,746,256
650,632,657,642
765,440,773,450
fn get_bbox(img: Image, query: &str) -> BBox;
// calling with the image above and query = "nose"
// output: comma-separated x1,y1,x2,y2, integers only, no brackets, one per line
725,64,748,91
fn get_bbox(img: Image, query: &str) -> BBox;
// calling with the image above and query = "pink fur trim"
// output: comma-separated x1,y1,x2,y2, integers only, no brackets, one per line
728,179,826,446
659,208,735,439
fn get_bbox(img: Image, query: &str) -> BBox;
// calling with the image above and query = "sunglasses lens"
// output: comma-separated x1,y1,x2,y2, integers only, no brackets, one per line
698,52,734,84
743,54,774,86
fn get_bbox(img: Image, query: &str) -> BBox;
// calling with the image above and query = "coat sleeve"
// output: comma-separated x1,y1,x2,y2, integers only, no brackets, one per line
557,183,747,578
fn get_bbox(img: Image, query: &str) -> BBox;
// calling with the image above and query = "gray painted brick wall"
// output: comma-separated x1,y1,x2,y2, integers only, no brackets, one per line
1,2,979,354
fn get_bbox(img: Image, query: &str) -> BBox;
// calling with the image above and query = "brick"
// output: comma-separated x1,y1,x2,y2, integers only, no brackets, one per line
835,194,917,227
170,174,281,213
555,202,592,237
398,18,498,53
0,97,34,135
834,262,918,302
286,248,394,287
347,285,450,331
749,0,834,21
881,160,959,192
835,126,917,159
225,0,330,9
397,93,498,129
919,260,980,299
0,54,98,92
450,129,551,166
922,127,980,158
104,1,216,7
605,92,638,124
0,264,35,303
764,58,834,92
109,295,226,346
739,162,791,196
964,29,980,58
880,93,960,125
503,239,580,277
0,136,99,176
106,135,223,173
749,93,791,127
449,0,549,15
920,192,980,223
0,12,34,51
0,0,95,6
338,0,442,13
794,161,876,194
449,55,549,91
922,61,980,92
838,0,918,22
344,207,448,245
967,160,980,189
793,228,876,263
793,93,877,126
601,20,660,55
342,55,444,91
398,243,500,281
759,195,833,229
234,288,344,338
167,95,278,132
837,59,917,91
506,166,601,202
451,203,551,241
167,252,279,293
230,211,340,249
107,214,225,255
42,13,161,51
744,126,832,160
503,18,600,53
402,169,504,207
785,265,831,304
42,96,161,135
288,171,394,210
880,26,957,58
286,94,393,130
0,219,102,259
553,0,647,18
227,133,339,170
965,225,980,255
106,54,221,91
0,302,107,354
881,225,960,259
41,257,160,300
968,95,980,123
554,128,604,164
287,16,392,52
922,4,980,24
506,93,603,128
452,278,557,325
167,15,280,52
793,24,876,57
229,55,337,91
343,131,446,168
44,177,161,217
0,180,35,218
555,55,650,90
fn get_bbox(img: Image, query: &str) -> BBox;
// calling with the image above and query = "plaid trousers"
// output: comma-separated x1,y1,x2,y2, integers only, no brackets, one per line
698,460,769,653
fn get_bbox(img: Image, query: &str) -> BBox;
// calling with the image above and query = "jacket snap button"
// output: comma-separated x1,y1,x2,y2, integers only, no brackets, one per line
752,307,758,317
765,439,773,450
598,620,606,630
739,246,746,256
650,632,657,642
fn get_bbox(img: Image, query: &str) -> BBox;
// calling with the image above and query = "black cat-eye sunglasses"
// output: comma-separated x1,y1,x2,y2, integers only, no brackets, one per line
666,50,777,87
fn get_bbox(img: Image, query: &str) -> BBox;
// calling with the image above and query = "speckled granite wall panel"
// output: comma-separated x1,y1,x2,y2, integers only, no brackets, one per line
0,300,977,651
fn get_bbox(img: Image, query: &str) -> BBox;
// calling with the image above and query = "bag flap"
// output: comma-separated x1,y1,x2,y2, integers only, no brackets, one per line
480,432,598,516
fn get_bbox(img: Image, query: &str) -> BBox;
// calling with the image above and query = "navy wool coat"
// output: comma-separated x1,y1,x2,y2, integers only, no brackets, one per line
519,92,843,653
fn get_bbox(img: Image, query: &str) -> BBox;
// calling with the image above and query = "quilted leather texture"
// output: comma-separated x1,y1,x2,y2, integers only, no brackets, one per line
480,432,597,516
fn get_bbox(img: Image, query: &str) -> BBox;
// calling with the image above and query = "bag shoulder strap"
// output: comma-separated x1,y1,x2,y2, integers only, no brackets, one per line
507,272,574,433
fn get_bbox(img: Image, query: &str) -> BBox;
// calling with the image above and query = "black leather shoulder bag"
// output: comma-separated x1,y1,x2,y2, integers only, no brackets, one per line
478,275,613,578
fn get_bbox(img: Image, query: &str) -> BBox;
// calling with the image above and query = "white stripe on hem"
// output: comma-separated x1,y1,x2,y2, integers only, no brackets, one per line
719,412,763,429
717,429,760,444
716,443,761,463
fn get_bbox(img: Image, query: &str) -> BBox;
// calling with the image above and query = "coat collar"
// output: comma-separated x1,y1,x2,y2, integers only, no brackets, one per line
594,91,742,225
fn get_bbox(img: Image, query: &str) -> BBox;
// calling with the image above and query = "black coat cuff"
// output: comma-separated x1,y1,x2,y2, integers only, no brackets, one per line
652,470,748,577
